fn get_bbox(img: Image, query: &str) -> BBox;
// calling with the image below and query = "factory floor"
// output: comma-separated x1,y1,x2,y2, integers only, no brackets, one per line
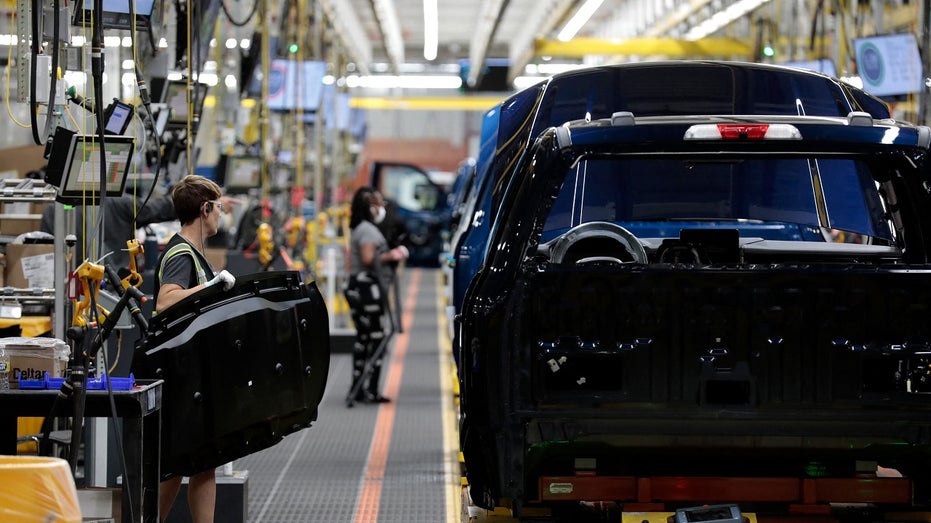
233,267,467,523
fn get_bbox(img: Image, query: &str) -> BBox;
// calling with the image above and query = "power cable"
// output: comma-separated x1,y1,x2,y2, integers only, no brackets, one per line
29,0,61,145
127,0,163,226
221,0,260,27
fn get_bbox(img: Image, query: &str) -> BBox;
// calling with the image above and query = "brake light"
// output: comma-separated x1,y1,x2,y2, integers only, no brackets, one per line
684,123,802,140
719,124,768,139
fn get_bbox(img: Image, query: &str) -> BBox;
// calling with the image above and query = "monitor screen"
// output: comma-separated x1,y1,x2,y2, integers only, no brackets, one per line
224,156,262,193
58,135,134,204
164,80,208,129
854,33,923,97
72,0,157,30
104,100,134,135
266,60,327,111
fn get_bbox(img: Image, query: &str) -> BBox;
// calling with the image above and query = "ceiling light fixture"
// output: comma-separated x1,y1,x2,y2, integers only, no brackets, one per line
345,74,462,90
423,0,438,61
684,0,772,40
557,0,605,42
373,0,405,72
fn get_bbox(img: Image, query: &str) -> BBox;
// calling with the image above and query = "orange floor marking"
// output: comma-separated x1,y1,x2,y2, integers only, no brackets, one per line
352,269,422,523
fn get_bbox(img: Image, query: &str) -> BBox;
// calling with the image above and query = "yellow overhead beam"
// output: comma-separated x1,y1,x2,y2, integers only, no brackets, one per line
349,96,506,111
535,37,754,59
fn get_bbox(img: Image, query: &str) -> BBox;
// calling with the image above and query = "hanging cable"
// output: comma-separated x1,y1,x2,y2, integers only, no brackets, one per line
221,0,259,27
29,0,40,143
91,0,108,261
28,0,62,145
186,0,194,176
44,0,61,142
127,0,163,224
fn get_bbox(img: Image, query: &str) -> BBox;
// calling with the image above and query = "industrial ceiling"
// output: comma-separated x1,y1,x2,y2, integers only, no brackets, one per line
316,0,919,87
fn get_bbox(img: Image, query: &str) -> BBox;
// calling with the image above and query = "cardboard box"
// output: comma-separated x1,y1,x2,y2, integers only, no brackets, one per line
1,336,69,389
204,247,227,271
78,487,121,522
4,243,54,289
0,202,49,237
0,144,48,178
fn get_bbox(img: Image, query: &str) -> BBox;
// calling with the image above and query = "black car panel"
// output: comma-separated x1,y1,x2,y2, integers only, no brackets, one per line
459,114,931,513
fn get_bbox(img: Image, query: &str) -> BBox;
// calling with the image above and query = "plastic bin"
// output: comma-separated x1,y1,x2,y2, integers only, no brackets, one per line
19,372,136,391
0,455,81,522
87,373,135,391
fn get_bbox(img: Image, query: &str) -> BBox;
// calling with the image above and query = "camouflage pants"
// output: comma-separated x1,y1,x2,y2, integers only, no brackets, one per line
344,272,390,398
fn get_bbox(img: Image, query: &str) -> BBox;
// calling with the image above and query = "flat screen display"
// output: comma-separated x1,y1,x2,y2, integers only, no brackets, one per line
266,60,327,111
854,33,923,97
72,0,157,29
224,156,262,193
164,80,208,129
57,135,134,204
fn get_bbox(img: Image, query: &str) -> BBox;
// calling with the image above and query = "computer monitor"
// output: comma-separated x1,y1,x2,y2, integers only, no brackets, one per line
164,80,208,130
57,135,134,205
222,156,262,194
72,0,157,30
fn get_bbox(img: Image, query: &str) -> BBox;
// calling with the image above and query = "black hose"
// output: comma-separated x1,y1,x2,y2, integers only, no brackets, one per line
221,0,259,27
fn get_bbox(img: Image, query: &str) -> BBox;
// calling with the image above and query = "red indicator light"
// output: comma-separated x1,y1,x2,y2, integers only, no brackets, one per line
717,124,770,139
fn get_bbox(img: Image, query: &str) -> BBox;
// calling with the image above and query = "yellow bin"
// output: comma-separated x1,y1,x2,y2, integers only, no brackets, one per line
0,455,80,522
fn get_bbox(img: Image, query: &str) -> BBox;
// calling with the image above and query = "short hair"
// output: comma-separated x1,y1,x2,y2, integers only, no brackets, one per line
172,175,221,225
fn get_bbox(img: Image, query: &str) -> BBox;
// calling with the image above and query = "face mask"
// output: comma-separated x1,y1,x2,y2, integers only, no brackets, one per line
371,205,386,224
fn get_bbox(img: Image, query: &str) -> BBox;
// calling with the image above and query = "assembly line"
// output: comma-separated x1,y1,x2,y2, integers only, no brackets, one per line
6,0,931,522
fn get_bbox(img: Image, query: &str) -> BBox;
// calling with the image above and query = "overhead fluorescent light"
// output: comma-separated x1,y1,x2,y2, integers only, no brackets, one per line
513,76,547,90
345,74,462,90
528,62,586,75
373,0,405,70
423,0,438,61
557,0,604,42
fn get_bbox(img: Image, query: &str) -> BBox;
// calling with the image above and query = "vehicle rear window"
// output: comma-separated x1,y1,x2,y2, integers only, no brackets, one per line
542,157,894,243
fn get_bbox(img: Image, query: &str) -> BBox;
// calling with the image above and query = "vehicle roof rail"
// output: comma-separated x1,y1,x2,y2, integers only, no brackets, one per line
847,111,873,126
611,111,635,127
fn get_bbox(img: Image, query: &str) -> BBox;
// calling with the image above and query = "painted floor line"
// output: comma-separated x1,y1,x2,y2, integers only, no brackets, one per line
352,269,421,523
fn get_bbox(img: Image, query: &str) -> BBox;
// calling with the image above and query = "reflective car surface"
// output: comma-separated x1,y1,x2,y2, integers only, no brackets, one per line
459,112,931,513
449,61,893,361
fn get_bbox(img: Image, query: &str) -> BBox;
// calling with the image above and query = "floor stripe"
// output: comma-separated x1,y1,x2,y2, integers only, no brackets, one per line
438,270,462,522
352,268,421,523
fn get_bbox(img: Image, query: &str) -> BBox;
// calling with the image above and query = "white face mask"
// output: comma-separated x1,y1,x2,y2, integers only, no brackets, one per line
370,205,386,224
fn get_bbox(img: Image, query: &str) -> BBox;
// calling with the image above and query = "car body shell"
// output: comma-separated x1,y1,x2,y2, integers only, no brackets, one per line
449,61,892,363
458,113,931,512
